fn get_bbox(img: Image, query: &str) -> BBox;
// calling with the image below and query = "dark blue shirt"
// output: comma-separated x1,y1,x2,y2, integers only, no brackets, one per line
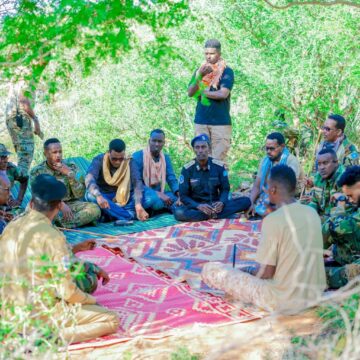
190,67,234,126
132,150,179,194
179,157,229,209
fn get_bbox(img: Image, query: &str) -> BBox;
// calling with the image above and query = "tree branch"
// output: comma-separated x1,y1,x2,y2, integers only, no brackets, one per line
263,0,360,9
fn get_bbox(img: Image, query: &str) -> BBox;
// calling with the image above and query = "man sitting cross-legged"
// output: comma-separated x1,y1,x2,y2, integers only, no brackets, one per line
85,139,149,222
132,129,179,213
249,132,303,218
30,138,101,228
307,149,345,223
0,174,119,343
174,134,250,222
322,166,360,289
202,165,326,314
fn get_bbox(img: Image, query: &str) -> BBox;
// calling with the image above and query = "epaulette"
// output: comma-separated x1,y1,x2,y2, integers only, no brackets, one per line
184,160,195,169
212,158,225,167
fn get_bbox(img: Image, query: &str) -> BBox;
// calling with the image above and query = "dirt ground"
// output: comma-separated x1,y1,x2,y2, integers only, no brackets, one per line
62,309,321,360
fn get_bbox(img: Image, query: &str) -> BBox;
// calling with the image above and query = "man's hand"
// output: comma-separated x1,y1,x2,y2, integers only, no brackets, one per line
8,197,21,207
175,197,182,207
212,201,224,214
97,268,110,285
96,195,110,209
245,204,255,219
52,162,72,176
33,118,42,137
157,192,173,206
303,177,314,189
197,64,213,77
135,204,149,221
72,239,96,254
331,192,345,201
60,202,74,221
197,204,216,216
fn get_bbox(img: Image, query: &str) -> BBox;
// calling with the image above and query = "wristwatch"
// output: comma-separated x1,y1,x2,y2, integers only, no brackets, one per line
336,195,347,202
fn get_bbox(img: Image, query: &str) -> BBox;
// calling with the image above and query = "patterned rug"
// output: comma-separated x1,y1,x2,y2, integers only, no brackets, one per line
70,247,258,350
98,218,262,294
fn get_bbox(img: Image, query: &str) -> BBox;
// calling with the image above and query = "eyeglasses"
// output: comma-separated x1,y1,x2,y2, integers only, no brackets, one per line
321,126,337,132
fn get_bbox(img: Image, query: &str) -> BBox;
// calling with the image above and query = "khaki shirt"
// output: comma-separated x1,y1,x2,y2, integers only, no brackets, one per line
0,209,96,307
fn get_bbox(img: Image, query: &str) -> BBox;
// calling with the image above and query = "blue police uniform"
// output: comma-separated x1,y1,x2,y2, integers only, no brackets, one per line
174,157,251,222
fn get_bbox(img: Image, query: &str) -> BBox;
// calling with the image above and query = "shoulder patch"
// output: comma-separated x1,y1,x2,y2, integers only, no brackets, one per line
350,152,359,160
184,160,195,169
212,159,225,167
179,175,184,184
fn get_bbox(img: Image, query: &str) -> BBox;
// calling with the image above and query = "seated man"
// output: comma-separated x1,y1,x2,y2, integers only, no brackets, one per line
202,165,326,314
307,149,345,222
30,138,101,228
85,139,148,221
323,166,360,289
174,134,250,222
316,114,358,167
132,129,179,212
0,143,28,207
0,174,119,343
249,132,303,217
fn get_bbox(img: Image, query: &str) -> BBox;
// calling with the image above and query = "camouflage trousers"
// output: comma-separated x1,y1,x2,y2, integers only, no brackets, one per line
6,115,34,177
56,200,101,229
70,259,100,294
326,258,360,289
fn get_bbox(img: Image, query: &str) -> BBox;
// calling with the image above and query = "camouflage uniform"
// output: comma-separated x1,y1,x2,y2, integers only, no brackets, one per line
6,161,28,188
5,85,35,177
322,206,360,288
317,136,359,168
30,160,101,228
0,205,24,234
307,165,345,222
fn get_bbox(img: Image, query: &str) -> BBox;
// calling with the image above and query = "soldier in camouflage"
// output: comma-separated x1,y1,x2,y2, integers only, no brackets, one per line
30,138,101,228
316,114,359,168
322,166,360,288
5,81,43,177
307,149,345,222
0,143,28,207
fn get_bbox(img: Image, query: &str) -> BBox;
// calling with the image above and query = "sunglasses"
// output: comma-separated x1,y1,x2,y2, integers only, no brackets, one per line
321,126,337,132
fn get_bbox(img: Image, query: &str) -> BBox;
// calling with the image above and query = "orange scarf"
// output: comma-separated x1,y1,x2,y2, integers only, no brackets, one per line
142,146,166,193
201,58,226,90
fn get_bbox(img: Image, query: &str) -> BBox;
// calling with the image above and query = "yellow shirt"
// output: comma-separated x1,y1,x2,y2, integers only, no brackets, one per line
0,209,96,307
256,202,326,313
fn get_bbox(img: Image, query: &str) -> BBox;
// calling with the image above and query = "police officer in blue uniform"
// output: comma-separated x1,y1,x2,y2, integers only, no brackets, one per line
174,134,251,222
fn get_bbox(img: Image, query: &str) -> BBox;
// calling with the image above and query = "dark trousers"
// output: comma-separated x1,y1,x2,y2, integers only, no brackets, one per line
174,197,251,222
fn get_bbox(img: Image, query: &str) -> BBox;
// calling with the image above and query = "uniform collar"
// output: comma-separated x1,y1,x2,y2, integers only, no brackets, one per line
195,159,211,172
28,208,53,225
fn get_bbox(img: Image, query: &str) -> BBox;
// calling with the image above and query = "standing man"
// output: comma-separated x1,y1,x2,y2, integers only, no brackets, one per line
0,174,119,343
30,138,101,228
317,114,358,167
0,143,28,207
174,134,250,222
323,166,360,288
85,139,149,222
132,129,179,212
249,132,303,217
188,39,234,162
202,166,326,313
5,80,42,176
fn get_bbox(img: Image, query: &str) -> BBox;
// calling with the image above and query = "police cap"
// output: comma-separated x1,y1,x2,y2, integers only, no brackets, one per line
31,174,67,201
191,134,211,147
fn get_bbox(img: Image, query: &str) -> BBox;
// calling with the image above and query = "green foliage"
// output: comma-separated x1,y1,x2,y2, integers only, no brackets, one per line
171,347,200,360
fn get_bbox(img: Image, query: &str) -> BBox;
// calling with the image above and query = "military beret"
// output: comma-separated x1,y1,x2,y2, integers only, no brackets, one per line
0,144,12,156
31,174,66,201
191,134,211,147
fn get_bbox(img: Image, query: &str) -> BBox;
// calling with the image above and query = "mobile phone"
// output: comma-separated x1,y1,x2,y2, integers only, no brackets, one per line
114,220,134,226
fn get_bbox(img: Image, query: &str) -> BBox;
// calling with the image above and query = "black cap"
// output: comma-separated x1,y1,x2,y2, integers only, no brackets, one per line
191,133,211,147
31,174,67,201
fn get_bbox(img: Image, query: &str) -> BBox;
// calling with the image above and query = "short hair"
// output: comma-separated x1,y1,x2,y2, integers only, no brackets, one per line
267,132,285,146
337,166,360,187
318,148,338,160
205,39,221,50
328,114,346,131
269,165,297,193
109,139,126,153
31,196,61,212
44,138,61,149
150,129,165,137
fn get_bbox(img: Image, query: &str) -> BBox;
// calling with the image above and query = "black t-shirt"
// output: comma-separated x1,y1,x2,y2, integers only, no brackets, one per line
190,67,234,126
